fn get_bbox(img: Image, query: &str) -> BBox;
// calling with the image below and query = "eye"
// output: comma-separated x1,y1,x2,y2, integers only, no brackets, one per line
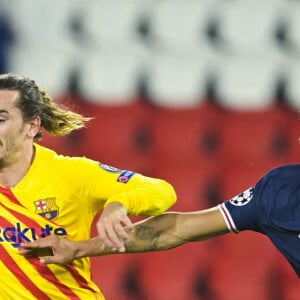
0,119,6,123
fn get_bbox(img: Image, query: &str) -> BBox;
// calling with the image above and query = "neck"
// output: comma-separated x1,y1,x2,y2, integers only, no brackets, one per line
0,145,35,188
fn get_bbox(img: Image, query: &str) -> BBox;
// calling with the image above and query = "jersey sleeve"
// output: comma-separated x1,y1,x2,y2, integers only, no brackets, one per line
61,159,177,216
219,169,276,233
96,163,177,216
219,165,300,234
219,186,259,233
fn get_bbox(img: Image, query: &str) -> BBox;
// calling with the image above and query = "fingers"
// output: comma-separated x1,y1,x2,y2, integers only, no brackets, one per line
105,226,123,252
96,202,135,252
97,217,124,252
19,246,53,258
39,256,59,265
97,216,133,252
121,215,134,232
20,235,77,265
20,242,49,251
21,235,58,250
97,217,115,250
19,236,56,258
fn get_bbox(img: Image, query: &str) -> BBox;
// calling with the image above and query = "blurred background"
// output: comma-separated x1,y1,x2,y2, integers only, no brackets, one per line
1,0,300,298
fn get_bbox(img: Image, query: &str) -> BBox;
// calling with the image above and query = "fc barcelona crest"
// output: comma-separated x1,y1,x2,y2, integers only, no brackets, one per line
34,198,59,220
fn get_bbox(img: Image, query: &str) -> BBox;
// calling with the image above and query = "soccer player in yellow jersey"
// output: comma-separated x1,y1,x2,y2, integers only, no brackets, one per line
0,73,177,299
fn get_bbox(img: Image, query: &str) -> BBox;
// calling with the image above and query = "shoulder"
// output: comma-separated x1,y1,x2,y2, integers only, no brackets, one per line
264,164,300,180
255,164,300,202
257,164,300,192
35,143,100,171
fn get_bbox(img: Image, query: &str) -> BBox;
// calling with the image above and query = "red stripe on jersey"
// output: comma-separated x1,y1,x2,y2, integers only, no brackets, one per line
66,264,97,293
219,204,238,233
0,186,22,206
0,202,45,232
0,246,52,300
0,187,50,230
0,191,97,298
0,216,82,299
29,258,82,300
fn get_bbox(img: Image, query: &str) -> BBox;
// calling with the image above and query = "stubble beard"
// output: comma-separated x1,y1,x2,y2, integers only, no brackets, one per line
0,143,6,170
0,141,19,171
0,154,9,170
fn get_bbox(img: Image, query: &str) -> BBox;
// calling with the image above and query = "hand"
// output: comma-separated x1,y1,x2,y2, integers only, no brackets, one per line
19,235,78,265
96,202,133,252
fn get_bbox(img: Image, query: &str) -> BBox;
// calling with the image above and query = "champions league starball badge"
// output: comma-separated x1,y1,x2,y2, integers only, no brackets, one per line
229,188,254,206
99,163,121,173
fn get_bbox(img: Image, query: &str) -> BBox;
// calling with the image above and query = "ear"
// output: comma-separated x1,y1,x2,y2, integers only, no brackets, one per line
27,116,41,138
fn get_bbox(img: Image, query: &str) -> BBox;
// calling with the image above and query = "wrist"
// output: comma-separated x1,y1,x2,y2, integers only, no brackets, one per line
104,195,129,210
75,237,111,258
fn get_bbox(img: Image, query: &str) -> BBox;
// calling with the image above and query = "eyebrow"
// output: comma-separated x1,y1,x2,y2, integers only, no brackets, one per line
0,110,10,114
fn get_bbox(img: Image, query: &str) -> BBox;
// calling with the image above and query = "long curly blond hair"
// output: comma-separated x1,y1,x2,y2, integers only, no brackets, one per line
0,73,91,139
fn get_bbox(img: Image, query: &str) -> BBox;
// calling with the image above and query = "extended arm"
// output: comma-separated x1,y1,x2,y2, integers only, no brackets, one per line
20,206,229,264
124,206,228,252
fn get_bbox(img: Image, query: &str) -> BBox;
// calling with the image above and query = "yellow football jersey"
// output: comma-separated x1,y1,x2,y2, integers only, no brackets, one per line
0,143,176,299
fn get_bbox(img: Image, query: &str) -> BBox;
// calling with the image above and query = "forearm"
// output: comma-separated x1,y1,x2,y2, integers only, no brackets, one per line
124,208,228,252
74,214,181,258
74,238,111,258
20,207,229,264
77,208,228,257
81,211,223,256
125,214,183,252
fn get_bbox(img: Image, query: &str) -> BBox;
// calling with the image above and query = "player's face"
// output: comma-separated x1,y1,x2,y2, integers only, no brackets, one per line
0,90,34,166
